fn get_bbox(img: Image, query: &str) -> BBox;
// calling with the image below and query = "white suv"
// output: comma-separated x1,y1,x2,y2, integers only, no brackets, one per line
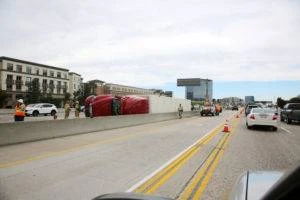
25,103,57,117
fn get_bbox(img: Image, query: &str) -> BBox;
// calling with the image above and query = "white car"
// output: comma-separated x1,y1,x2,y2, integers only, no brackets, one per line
246,108,279,131
25,103,57,117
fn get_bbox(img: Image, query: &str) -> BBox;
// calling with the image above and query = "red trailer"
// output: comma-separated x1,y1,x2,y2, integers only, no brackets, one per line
91,95,114,116
84,95,149,117
121,95,149,115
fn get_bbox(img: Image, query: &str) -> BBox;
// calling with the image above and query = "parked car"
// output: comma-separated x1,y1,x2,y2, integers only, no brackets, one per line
246,108,278,131
280,103,300,124
232,105,239,111
25,103,57,117
245,104,259,116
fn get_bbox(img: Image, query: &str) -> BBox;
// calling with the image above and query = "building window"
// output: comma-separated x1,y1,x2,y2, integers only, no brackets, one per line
16,65,22,73
63,82,67,93
16,76,22,90
49,80,54,93
6,75,13,91
42,79,47,92
43,69,47,76
57,72,61,78
26,66,32,74
26,77,31,85
57,81,61,94
64,73,67,79
36,68,40,75
50,71,54,77
7,63,13,71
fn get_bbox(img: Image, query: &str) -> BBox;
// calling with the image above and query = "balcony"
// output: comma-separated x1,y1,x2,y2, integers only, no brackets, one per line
6,86,13,91
15,80,24,85
42,83,48,92
62,85,68,92
49,84,55,89
6,79,14,85
57,86,62,94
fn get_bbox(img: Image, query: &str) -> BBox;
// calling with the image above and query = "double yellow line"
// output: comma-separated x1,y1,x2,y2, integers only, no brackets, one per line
179,118,240,199
133,117,240,199
133,123,224,194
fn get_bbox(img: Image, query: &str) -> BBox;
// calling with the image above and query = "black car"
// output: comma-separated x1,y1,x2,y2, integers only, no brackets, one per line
232,105,238,111
280,103,300,124
245,104,259,116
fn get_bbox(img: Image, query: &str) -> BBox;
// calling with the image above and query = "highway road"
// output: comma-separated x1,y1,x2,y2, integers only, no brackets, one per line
0,110,299,200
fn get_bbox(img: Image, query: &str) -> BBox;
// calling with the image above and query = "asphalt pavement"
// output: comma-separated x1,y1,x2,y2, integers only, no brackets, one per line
0,110,299,200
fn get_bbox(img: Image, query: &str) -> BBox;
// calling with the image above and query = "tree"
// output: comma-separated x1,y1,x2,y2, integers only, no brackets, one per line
77,82,97,104
73,89,85,105
25,78,41,104
64,92,71,104
289,97,300,103
0,89,9,108
276,97,287,108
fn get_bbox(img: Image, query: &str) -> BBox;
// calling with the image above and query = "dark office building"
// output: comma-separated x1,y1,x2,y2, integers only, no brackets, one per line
245,96,255,104
177,78,213,101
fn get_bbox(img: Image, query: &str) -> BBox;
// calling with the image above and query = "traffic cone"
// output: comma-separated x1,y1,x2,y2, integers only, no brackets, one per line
223,120,230,132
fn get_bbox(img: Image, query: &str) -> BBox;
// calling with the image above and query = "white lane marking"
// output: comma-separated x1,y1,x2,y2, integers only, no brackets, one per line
281,127,292,134
126,123,223,192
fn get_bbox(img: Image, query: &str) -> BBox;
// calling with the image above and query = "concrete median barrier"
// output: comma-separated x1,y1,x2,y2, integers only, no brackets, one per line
0,111,198,146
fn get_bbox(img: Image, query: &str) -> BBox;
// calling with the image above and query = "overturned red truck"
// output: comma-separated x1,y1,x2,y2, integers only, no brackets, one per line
84,95,149,117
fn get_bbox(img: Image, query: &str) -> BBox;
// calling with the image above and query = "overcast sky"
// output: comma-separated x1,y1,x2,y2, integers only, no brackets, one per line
1,0,299,99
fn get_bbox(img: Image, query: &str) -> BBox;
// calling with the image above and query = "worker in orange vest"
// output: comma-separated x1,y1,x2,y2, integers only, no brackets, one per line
15,99,25,122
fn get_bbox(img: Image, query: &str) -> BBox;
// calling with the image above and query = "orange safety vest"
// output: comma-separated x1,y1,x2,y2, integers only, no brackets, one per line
15,104,25,117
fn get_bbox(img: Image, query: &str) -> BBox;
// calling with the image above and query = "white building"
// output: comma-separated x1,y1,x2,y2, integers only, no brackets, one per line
69,72,82,98
0,56,81,108
104,83,155,96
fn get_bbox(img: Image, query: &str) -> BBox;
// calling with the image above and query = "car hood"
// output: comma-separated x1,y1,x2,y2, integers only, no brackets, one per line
230,170,283,200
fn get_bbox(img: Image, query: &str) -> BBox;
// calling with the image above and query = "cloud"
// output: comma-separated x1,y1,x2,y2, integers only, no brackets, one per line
1,0,300,89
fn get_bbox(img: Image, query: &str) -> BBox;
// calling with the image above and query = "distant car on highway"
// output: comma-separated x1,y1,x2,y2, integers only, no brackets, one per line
280,103,300,124
215,104,222,113
245,104,259,116
232,105,239,111
246,108,278,131
200,105,218,116
25,103,57,117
